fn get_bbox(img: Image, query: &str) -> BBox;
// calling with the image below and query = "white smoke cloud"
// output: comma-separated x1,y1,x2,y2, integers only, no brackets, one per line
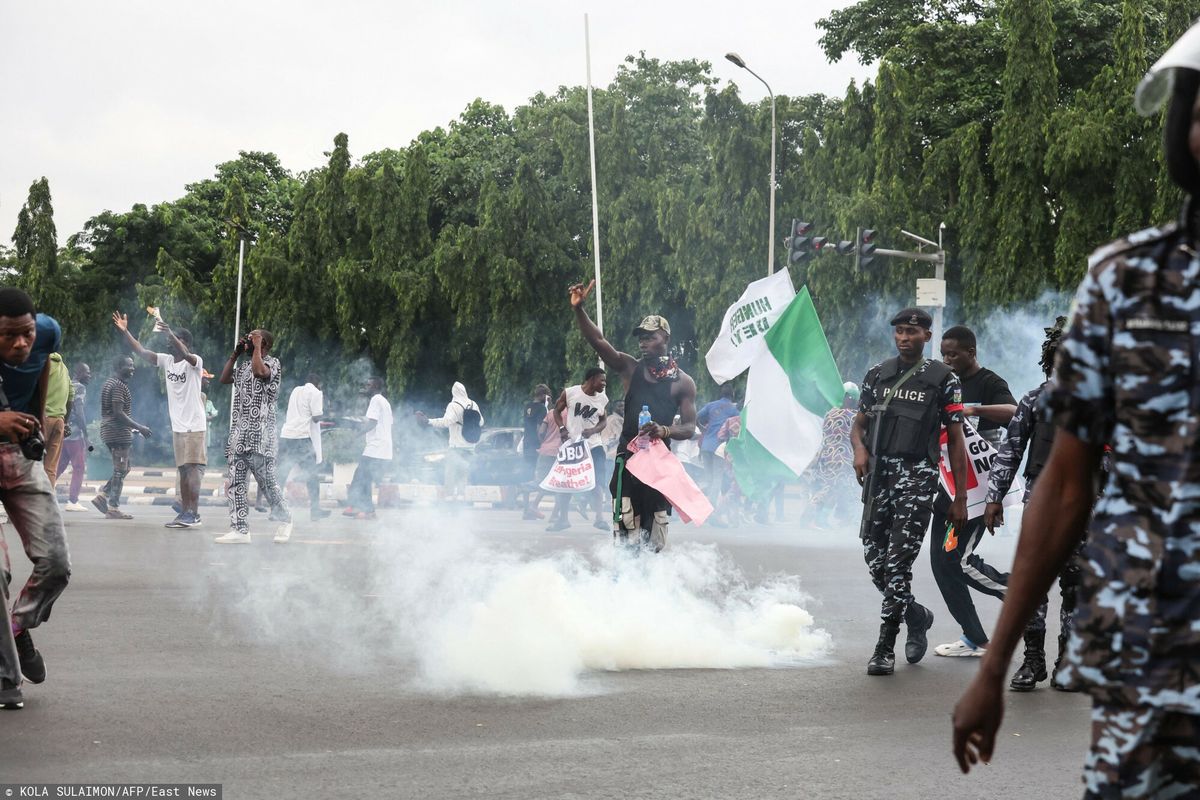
196,510,831,697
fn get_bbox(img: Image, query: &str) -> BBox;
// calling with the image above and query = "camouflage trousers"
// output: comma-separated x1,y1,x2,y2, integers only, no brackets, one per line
1084,702,1200,799
1026,541,1084,634
860,459,938,624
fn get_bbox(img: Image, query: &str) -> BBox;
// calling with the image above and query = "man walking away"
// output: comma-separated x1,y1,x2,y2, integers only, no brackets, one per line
42,353,71,487
279,373,328,521
343,377,392,521
93,356,150,520
417,382,483,502
57,362,91,512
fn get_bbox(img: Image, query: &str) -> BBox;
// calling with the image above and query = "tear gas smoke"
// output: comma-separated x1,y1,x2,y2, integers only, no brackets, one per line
197,509,831,697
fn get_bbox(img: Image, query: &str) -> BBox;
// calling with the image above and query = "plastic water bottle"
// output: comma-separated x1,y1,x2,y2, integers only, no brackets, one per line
636,405,652,451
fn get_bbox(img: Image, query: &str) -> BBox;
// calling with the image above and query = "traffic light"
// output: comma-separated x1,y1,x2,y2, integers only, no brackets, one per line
785,219,814,264
812,236,828,253
859,228,877,268
834,240,855,256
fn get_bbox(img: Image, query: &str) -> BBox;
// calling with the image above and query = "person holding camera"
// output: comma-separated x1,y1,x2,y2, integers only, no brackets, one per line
92,355,151,520
215,329,291,544
0,288,72,710
113,313,207,529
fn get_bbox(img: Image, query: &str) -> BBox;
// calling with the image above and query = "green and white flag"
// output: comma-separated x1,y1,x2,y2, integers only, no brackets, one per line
725,286,843,500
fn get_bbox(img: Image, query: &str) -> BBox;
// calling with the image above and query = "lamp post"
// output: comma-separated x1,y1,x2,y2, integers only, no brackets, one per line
726,52,776,275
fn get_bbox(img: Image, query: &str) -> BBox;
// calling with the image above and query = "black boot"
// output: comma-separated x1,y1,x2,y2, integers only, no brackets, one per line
1050,629,1079,691
867,622,900,676
1009,628,1047,692
904,603,934,664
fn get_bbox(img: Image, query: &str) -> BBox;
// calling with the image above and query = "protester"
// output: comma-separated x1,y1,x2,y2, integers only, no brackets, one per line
799,382,859,527
416,382,483,502
57,362,91,512
214,329,292,544
523,404,563,521
954,33,1200,793
93,355,150,520
522,384,551,482
568,280,697,552
930,325,1017,658
343,376,392,521
981,318,1075,692
41,352,71,486
279,372,329,521
0,288,71,710
852,308,968,676
113,313,207,528
545,367,609,532
696,384,738,492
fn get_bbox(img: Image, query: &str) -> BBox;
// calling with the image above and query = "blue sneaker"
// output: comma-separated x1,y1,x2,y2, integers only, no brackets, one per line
165,514,189,529
181,511,202,528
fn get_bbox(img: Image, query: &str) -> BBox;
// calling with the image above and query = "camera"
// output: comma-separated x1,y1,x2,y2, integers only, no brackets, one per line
20,429,45,462
234,336,255,356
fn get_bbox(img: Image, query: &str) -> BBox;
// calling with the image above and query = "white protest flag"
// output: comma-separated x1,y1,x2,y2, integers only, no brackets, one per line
704,270,796,384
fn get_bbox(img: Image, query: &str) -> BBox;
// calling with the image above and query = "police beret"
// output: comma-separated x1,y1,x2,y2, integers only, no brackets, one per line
890,308,932,329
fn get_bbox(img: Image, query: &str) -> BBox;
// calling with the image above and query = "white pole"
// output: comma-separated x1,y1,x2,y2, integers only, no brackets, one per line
230,237,245,419
585,14,604,342
767,91,776,275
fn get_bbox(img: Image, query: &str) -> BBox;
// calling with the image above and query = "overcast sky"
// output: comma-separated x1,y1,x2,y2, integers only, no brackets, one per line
1,1,872,242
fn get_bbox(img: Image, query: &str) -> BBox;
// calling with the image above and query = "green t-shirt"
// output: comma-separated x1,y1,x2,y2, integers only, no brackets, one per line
44,354,73,419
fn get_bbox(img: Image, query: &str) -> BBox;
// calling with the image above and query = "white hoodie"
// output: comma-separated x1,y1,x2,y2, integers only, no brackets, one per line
428,382,484,448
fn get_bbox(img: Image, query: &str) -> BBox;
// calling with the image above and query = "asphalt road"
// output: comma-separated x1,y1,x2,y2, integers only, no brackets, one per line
0,501,1092,799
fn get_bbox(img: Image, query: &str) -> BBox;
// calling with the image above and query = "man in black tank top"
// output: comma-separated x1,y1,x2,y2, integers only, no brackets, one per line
852,308,970,677
569,281,698,552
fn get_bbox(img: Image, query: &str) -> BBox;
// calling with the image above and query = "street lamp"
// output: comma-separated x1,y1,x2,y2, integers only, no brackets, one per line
726,52,777,275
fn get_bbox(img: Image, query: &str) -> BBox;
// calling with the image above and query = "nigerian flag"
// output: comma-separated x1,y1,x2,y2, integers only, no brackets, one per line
725,286,843,500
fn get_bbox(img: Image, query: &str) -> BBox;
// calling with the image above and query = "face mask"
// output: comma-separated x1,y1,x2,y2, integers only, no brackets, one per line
643,355,679,381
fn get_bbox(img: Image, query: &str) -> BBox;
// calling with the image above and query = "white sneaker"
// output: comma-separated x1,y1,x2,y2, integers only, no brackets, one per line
64,502,88,512
934,638,986,657
273,522,293,544
214,531,251,545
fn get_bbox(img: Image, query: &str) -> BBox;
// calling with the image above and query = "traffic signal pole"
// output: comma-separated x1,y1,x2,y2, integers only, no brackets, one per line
874,229,948,344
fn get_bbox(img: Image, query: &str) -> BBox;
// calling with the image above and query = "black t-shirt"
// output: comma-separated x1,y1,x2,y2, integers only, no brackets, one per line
523,400,546,456
957,367,1016,432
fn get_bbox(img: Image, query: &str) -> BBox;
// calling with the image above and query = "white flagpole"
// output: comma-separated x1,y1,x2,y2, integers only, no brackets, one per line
230,237,245,420
585,14,604,343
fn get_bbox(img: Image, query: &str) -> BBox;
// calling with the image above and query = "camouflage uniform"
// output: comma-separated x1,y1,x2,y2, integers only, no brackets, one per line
987,386,1083,647
1046,221,1200,797
859,360,963,624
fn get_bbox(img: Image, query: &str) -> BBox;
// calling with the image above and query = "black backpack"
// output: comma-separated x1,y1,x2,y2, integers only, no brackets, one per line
457,402,483,443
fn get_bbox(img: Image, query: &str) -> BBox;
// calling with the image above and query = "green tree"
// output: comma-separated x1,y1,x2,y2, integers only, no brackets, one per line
984,0,1058,305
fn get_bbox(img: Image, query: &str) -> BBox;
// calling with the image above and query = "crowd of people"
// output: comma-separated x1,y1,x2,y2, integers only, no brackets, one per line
2,22,1200,797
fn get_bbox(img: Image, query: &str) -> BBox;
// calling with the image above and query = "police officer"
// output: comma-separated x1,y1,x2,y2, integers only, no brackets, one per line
981,318,1075,692
954,25,1200,795
852,308,969,676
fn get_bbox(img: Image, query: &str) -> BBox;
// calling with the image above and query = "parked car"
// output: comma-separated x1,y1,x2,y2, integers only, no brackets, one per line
411,427,528,486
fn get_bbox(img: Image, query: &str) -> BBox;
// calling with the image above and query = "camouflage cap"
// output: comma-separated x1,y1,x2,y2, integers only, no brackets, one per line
889,307,932,330
632,315,671,337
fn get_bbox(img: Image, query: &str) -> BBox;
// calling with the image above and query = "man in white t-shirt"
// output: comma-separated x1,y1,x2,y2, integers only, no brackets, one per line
546,367,609,532
343,376,392,520
280,373,329,522
113,315,206,528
